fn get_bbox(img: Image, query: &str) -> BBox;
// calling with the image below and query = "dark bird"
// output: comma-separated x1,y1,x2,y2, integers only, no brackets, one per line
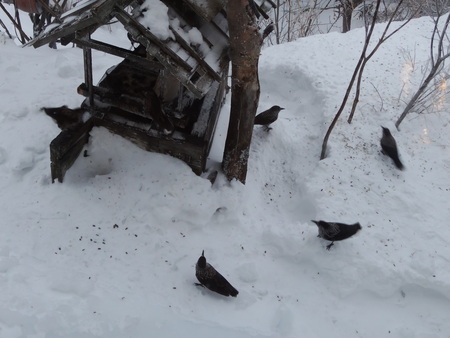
262,24,275,40
380,126,404,170
254,105,284,130
311,220,362,250
195,250,238,297
41,105,84,130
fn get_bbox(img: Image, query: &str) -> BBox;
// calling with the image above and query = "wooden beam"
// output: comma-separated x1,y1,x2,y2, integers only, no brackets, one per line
73,38,163,71
77,83,147,119
113,6,192,72
94,113,206,175
50,118,95,182
82,35,94,107
169,26,221,82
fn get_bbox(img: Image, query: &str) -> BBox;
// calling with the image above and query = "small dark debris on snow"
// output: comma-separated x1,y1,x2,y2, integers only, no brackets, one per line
113,224,119,229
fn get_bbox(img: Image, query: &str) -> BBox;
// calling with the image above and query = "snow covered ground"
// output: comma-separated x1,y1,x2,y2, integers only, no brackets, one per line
0,9,450,338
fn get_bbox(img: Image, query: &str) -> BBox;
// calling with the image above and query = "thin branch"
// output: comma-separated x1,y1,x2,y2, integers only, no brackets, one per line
396,11,450,129
347,0,422,123
0,3,30,43
320,0,381,160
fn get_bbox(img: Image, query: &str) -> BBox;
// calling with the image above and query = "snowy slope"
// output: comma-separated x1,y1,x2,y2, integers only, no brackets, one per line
0,13,450,338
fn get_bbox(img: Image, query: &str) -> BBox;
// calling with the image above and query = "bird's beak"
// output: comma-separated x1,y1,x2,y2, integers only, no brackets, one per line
311,220,318,225
280,108,285,110
201,250,204,256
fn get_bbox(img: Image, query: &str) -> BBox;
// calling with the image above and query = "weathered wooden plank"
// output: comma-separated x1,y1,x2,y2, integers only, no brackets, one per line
78,83,145,115
30,0,135,47
77,84,173,132
30,14,98,48
50,117,95,182
73,38,164,71
202,64,228,156
94,114,207,174
82,41,94,106
113,7,192,72
113,6,218,98
169,26,221,82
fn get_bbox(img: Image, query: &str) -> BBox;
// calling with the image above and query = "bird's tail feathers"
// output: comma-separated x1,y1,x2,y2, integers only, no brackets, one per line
393,158,404,170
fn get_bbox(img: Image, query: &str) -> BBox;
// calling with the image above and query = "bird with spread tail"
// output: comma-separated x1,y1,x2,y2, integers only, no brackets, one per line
195,250,238,297
380,126,404,170
312,220,362,250
254,105,284,130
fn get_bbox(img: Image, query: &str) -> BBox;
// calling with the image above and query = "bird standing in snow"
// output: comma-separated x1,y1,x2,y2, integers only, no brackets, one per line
195,250,238,297
380,126,404,170
311,220,362,250
254,105,284,131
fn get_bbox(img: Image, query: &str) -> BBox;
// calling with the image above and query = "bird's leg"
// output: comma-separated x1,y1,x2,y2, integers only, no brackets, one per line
194,283,204,287
263,125,272,132
326,242,334,250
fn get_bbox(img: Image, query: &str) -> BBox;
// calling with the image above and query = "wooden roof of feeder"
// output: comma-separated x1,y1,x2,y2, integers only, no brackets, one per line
29,0,230,98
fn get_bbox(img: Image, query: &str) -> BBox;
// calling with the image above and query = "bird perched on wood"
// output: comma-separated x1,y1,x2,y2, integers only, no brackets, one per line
380,126,404,170
311,220,362,250
195,250,238,297
41,105,84,130
254,105,284,130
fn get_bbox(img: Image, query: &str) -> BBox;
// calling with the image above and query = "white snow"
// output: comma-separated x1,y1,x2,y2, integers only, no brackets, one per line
135,0,174,40
0,11,450,338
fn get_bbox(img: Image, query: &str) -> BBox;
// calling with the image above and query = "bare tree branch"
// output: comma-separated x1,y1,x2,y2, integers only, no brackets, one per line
320,0,381,160
395,11,450,129
347,0,422,124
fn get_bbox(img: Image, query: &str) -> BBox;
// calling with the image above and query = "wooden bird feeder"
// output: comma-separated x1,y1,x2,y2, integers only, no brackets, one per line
28,0,230,182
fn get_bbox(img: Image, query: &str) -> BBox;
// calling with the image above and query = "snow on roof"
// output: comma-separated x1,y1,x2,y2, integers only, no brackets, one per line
134,0,174,41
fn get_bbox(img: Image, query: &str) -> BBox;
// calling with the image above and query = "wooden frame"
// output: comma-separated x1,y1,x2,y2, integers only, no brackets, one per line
29,0,230,182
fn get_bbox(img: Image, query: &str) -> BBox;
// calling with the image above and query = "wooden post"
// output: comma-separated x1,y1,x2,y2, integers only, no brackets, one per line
222,0,262,184
82,34,94,107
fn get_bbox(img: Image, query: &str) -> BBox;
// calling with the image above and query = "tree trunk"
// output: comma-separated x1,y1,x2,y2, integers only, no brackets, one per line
342,2,352,33
341,0,364,33
222,0,262,184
